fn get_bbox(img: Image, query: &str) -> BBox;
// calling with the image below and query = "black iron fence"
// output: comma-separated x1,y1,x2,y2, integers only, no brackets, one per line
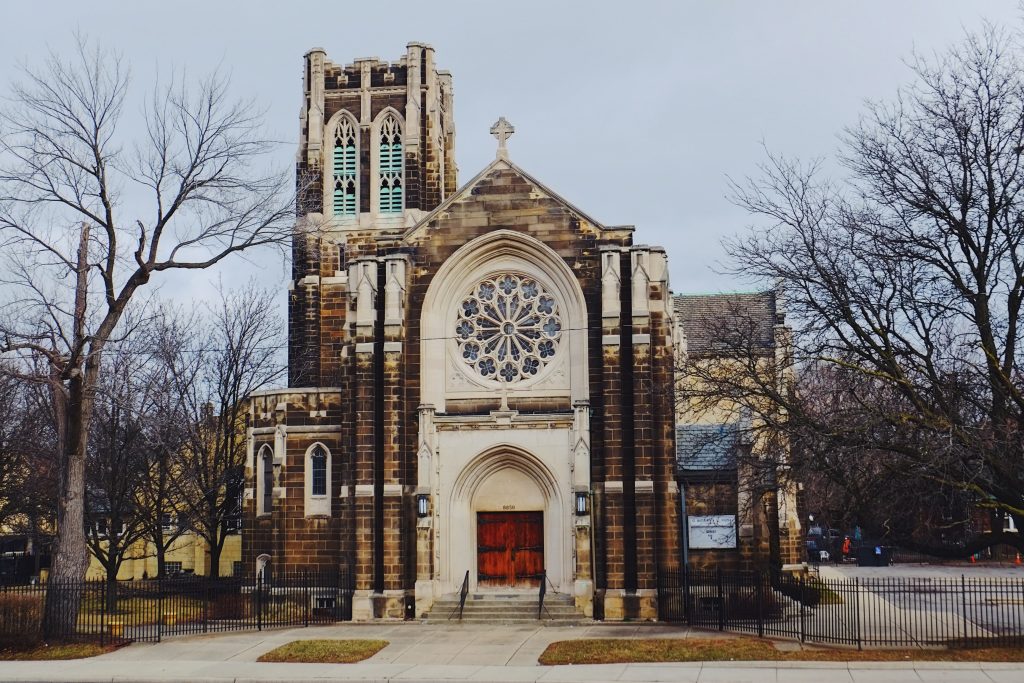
0,570,353,646
659,568,1024,648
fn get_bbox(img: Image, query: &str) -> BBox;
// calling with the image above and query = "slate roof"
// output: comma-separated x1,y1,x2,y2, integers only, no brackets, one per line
674,291,777,356
676,423,739,473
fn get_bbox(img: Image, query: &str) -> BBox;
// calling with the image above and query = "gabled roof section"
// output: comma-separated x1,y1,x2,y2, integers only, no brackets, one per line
676,423,739,474
674,291,778,356
403,157,621,243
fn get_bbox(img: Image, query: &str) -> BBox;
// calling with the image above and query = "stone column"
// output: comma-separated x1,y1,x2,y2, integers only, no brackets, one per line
598,246,624,618
348,258,377,619
305,48,326,169
572,400,593,616
415,403,437,615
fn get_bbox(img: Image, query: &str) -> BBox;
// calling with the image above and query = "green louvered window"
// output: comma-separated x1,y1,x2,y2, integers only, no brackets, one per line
378,113,403,213
332,117,357,216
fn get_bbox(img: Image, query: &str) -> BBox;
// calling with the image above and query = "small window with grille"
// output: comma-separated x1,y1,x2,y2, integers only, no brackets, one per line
332,117,358,216
377,113,403,213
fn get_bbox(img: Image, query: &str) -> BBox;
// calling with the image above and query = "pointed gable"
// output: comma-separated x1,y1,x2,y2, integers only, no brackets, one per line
402,158,630,248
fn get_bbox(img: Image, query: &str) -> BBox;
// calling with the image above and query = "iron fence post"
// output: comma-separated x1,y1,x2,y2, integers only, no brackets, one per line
256,574,263,632
101,579,107,646
682,567,691,625
203,577,210,634
961,574,969,643
157,575,163,642
304,570,310,627
756,570,764,638
717,567,724,631
854,577,861,650
799,573,806,643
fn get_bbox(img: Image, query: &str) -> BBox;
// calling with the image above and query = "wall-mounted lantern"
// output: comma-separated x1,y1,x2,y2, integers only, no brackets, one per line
575,491,589,516
417,494,430,518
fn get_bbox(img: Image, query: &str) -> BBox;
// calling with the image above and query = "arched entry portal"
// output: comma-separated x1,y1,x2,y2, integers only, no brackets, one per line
445,446,568,593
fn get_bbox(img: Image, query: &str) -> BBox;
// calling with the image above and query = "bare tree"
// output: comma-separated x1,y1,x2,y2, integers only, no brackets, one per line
725,26,1024,555
0,367,54,531
163,285,283,578
85,341,150,607
133,312,194,579
0,36,294,608
674,294,795,568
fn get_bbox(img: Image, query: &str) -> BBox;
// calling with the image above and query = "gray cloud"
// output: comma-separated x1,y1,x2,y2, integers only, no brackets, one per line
1,0,1017,304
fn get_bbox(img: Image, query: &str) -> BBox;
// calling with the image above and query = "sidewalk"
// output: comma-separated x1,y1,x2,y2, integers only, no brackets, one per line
1,622,1020,682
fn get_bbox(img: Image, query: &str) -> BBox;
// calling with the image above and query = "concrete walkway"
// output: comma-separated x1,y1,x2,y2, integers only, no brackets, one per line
1,622,1021,682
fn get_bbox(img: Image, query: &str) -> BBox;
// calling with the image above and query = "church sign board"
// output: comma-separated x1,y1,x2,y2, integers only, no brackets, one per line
687,515,737,549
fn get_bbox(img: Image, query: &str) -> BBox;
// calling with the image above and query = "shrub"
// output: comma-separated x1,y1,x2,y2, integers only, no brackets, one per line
209,594,247,620
774,578,842,607
0,592,44,646
726,589,782,619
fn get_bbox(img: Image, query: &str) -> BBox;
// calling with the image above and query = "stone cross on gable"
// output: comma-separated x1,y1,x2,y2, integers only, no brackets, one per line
490,117,514,160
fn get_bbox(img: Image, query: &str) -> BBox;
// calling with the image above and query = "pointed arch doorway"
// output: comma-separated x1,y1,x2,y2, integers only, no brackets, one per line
446,445,567,593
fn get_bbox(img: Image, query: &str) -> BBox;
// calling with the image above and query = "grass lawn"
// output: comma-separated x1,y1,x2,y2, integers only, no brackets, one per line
538,638,1024,665
257,639,389,664
0,642,118,660
79,596,209,626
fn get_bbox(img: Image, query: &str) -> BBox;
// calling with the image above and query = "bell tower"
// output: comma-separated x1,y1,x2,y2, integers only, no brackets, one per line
289,43,456,387
297,42,456,224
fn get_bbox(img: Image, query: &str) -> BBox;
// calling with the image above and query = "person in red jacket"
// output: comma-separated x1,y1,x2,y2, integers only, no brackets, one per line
841,536,852,562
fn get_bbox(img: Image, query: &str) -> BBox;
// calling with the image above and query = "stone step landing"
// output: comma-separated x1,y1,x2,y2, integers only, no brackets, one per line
424,592,586,624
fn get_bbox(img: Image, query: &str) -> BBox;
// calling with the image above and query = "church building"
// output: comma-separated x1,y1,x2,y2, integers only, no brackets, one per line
244,43,796,622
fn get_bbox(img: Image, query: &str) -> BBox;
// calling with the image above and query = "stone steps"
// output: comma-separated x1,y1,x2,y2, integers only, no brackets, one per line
425,594,586,624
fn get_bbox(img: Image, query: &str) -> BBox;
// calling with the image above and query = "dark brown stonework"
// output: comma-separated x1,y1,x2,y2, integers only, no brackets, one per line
246,43,688,621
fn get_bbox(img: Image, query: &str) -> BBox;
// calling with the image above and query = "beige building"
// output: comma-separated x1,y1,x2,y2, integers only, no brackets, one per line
86,532,241,581
673,291,802,570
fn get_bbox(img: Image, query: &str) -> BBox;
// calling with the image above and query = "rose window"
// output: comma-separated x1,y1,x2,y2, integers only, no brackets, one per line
455,274,562,383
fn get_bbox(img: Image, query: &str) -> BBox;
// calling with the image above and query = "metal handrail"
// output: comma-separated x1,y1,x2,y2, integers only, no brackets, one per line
538,569,547,619
448,570,470,620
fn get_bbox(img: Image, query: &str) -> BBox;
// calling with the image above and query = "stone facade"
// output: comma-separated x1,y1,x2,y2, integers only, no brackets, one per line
673,292,802,571
244,43,794,622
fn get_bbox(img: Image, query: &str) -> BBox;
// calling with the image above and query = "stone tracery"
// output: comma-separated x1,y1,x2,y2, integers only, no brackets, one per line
455,273,562,384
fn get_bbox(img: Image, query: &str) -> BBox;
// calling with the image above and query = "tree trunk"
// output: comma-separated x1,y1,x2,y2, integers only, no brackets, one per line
44,374,92,638
208,531,222,579
154,528,166,579
763,492,782,570
105,560,118,615
46,224,101,635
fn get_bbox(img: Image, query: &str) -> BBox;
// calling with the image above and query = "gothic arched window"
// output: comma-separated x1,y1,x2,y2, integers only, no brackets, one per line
257,445,274,516
305,443,331,516
332,117,358,216
311,445,327,496
377,113,403,213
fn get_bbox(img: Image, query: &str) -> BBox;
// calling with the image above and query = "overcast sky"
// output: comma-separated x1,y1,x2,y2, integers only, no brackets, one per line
2,0,1021,303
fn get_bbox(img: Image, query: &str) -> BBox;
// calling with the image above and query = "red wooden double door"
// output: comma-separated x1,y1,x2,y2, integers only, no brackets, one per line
476,511,544,587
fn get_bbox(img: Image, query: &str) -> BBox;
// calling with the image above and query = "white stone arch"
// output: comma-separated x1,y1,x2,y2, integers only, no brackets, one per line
256,553,271,581
443,444,570,593
420,230,589,411
323,109,360,220
303,442,332,517
371,107,405,216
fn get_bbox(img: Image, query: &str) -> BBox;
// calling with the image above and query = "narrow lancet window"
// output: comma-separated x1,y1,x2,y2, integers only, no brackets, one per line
378,114,403,213
333,118,358,216
259,446,274,515
311,445,327,496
